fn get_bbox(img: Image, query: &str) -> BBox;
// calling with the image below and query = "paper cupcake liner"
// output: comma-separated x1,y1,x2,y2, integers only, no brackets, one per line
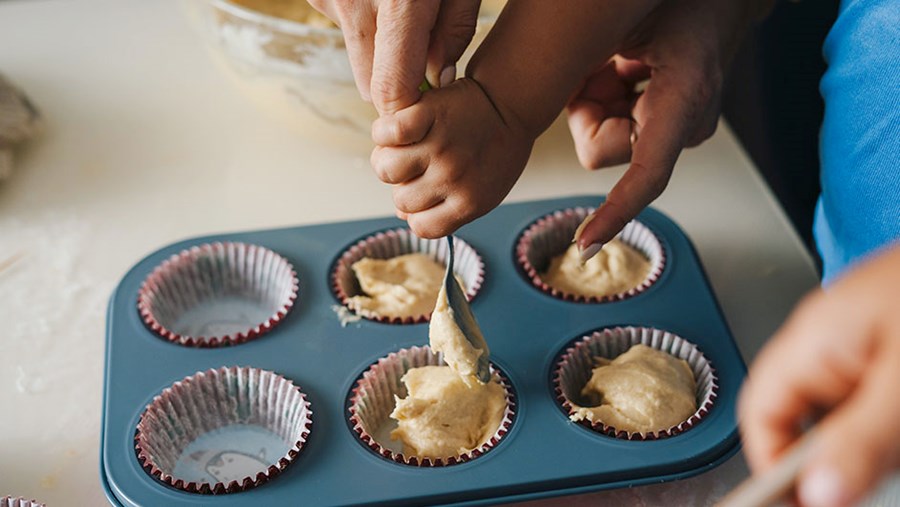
135,366,312,494
347,346,515,466
516,207,665,303
0,498,44,507
553,326,717,440
138,242,299,347
331,229,485,324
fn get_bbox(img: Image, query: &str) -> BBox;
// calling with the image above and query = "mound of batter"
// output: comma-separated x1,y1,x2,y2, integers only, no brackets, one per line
428,283,489,386
347,254,451,319
541,239,650,297
390,365,506,458
569,344,697,434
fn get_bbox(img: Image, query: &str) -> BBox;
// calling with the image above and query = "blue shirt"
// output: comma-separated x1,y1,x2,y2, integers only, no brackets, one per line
815,0,900,284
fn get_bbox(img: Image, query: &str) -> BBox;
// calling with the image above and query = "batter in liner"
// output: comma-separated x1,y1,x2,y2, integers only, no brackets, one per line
569,344,697,434
542,239,650,297
390,365,506,458
347,254,450,319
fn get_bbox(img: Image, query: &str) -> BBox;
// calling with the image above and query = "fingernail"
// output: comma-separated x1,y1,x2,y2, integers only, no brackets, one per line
439,66,456,87
579,243,603,264
573,213,596,244
799,467,848,507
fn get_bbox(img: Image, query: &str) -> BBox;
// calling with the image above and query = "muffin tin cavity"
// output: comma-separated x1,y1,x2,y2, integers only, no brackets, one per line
553,326,717,440
134,366,312,494
516,207,665,302
331,228,485,324
138,242,298,347
347,346,516,467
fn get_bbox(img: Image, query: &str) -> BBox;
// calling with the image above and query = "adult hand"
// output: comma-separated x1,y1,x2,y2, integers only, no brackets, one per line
569,0,765,261
739,244,900,507
307,0,481,115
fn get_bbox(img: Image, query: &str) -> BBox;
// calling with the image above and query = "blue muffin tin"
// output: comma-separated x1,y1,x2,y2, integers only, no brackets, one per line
100,195,745,506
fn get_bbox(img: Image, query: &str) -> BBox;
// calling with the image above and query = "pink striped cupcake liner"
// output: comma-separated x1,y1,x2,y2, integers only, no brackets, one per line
0,498,44,507
134,366,312,494
138,242,298,347
331,228,485,324
347,345,516,466
516,207,665,303
553,326,717,440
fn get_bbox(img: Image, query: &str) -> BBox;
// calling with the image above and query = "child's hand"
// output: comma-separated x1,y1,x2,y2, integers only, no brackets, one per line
370,78,534,238
738,243,900,507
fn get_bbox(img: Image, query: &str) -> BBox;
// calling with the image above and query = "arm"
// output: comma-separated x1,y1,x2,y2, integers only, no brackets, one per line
466,0,660,138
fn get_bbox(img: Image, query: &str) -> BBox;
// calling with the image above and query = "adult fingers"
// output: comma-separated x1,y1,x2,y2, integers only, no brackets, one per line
566,58,648,171
575,69,701,256
329,2,378,102
371,0,441,115
370,145,428,184
307,0,338,22
425,0,480,88
371,103,435,146
685,76,722,147
566,103,633,169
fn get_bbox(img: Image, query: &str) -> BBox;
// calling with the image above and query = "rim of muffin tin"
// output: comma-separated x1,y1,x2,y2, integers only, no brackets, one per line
330,228,486,324
515,207,666,303
137,242,299,347
346,345,517,466
552,326,718,440
134,366,312,494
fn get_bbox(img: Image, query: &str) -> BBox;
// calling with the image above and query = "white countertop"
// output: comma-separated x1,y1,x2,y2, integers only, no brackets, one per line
0,0,822,505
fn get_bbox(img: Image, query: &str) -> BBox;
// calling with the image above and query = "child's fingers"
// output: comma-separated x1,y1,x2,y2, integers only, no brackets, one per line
371,104,435,146
566,102,632,169
392,178,445,214
404,197,472,239
739,247,900,506
797,337,900,507
370,146,428,184
575,70,699,254
372,0,440,114
738,291,862,473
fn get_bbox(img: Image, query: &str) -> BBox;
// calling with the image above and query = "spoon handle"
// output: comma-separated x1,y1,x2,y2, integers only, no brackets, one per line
716,432,816,507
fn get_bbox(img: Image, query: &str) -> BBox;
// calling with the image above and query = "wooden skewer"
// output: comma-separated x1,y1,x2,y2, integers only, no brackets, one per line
716,432,816,507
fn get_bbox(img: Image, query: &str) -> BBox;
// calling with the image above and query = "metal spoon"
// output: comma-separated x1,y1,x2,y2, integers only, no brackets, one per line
443,236,492,383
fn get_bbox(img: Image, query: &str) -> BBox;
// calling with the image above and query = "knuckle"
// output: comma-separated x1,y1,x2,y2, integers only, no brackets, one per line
371,73,412,112
391,185,412,211
370,150,394,183
391,119,410,144
408,216,443,239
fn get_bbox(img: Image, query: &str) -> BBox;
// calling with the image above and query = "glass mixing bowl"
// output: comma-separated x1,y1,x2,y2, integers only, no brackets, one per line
186,0,503,142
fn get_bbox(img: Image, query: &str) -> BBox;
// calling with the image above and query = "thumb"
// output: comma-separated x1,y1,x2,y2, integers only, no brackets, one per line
797,338,900,507
425,0,480,88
